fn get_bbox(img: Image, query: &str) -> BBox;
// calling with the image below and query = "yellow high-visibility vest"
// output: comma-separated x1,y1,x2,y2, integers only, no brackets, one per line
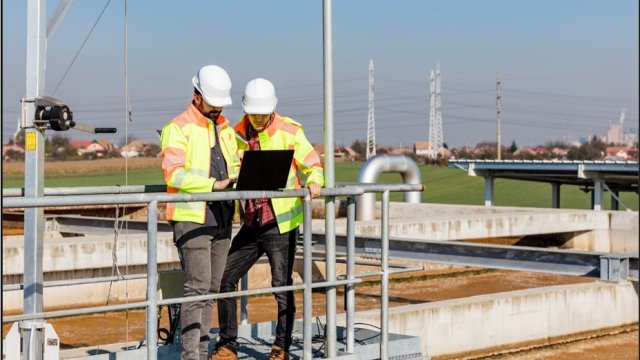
235,114,324,233
161,103,240,224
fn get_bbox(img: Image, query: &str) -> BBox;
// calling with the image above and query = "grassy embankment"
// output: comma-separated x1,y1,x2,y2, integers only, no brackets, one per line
2,158,637,210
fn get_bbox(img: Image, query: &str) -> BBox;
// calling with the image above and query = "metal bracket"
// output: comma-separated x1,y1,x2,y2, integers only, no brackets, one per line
600,254,630,282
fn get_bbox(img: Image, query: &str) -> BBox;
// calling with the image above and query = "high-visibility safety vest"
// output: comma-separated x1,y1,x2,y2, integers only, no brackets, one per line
161,103,240,224
235,114,324,233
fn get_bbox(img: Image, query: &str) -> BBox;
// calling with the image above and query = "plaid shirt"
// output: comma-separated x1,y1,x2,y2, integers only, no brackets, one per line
243,118,277,228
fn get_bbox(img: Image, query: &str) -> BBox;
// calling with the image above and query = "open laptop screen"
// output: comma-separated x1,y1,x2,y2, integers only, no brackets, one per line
235,150,294,191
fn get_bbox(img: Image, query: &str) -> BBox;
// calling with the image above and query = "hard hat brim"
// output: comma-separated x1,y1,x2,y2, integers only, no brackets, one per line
242,99,277,115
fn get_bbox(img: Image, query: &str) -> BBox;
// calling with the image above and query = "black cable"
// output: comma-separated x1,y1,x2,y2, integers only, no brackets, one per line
52,0,112,96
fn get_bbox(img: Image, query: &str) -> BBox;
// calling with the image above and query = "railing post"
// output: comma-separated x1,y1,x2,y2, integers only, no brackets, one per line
146,200,158,359
325,195,337,358
346,196,356,353
303,194,313,360
380,191,390,359
240,275,248,325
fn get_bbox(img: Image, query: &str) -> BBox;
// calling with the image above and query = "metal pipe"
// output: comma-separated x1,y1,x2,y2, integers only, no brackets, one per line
3,184,167,197
1,259,421,292
240,274,248,325
24,1,47,358
146,200,158,359
356,154,422,221
3,272,151,291
0,257,422,292
3,187,366,208
3,183,421,198
303,195,313,360
346,196,356,353
3,278,364,324
323,0,337,356
380,190,390,359
325,195,337,358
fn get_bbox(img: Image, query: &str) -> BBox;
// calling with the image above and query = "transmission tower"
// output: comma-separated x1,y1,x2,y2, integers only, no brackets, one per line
428,70,436,157
366,59,376,159
428,62,443,158
435,62,443,152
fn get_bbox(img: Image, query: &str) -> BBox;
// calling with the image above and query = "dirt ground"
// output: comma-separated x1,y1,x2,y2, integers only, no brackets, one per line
3,269,638,358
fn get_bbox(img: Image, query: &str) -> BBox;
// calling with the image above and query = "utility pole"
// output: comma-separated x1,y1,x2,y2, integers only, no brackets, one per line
496,72,502,160
366,59,376,159
23,0,47,357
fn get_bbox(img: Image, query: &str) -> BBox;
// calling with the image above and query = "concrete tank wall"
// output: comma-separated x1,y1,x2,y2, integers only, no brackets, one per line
338,281,639,358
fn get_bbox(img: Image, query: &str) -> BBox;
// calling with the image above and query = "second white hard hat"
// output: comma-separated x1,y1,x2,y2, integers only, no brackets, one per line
242,78,278,114
192,65,232,107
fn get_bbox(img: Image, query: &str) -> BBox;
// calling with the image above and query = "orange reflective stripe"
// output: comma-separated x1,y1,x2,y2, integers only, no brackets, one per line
162,147,186,182
303,151,321,167
166,203,175,219
279,121,298,135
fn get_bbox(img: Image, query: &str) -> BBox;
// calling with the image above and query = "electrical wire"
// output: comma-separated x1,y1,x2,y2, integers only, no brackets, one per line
52,0,112,96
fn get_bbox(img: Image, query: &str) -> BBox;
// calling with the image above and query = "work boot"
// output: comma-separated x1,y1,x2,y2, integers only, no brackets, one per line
209,345,237,360
267,345,290,360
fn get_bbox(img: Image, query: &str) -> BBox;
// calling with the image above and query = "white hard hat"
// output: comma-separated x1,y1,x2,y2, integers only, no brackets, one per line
242,78,278,114
192,65,232,107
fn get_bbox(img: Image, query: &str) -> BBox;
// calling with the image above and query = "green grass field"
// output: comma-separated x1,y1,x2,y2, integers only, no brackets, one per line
3,161,637,210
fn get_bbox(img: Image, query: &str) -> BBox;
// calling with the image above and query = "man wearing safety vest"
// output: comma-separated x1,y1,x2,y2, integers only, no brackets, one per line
212,78,323,360
160,65,240,360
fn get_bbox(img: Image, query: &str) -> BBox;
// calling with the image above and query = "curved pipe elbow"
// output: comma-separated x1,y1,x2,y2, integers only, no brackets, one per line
356,154,422,221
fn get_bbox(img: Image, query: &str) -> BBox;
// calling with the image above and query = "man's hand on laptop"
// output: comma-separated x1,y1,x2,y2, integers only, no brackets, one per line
213,178,231,191
307,182,321,199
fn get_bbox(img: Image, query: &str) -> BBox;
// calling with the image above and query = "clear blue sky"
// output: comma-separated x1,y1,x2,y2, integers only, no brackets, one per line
3,0,638,148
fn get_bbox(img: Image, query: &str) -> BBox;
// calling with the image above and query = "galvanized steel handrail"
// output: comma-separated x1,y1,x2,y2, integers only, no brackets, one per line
2,187,369,208
2,184,422,359
2,183,422,201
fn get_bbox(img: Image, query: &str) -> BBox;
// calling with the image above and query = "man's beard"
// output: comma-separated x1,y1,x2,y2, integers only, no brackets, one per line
208,110,221,121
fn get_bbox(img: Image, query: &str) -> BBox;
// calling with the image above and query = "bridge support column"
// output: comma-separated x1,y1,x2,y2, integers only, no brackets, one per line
551,183,561,208
484,176,494,207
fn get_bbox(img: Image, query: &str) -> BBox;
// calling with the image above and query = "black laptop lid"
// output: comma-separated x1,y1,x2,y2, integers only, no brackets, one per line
235,150,294,191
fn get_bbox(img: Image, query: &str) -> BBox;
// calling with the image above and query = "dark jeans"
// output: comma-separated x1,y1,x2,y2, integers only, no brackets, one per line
217,223,298,351
174,221,232,360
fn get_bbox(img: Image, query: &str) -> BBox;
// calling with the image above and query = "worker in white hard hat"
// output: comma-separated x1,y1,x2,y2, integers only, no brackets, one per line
212,78,323,360
160,65,241,360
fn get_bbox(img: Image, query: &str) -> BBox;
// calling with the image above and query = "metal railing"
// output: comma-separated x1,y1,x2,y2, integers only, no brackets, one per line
2,183,423,360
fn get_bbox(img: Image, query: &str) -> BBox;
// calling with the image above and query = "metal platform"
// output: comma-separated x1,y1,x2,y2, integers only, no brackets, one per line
60,321,425,359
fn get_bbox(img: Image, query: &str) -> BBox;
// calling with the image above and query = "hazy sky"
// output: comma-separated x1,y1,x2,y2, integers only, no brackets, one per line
3,0,638,148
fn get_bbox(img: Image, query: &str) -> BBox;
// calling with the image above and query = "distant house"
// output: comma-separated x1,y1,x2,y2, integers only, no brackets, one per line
343,147,358,159
413,141,431,157
414,140,449,158
70,140,92,149
120,140,156,158
2,144,25,160
605,146,629,160
390,147,413,155
532,146,547,155
77,140,106,157
513,147,535,157
312,143,344,159
551,147,568,158
95,138,115,152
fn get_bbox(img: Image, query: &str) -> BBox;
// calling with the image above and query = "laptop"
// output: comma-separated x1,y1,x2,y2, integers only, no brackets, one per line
235,150,294,191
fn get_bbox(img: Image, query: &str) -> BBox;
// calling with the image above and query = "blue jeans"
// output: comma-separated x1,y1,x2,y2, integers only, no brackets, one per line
216,223,298,351
174,221,232,360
